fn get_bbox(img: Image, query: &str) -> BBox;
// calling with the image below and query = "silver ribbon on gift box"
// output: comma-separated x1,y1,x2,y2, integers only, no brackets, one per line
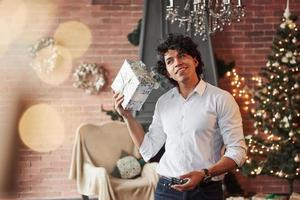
111,59,159,111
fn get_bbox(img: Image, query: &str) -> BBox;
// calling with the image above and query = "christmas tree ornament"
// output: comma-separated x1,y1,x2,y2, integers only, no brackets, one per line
256,167,263,175
288,22,296,29
290,58,296,64
275,112,281,119
257,110,262,116
282,116,289,123
282,56,288,63
284,0,291,18
295,154,300,162
263,113,268,118
294,83,299,89
292,123,298,127
285,124,290,129
292,37,297,43
273,62,279,67
286,51,293,58
289,131,294,137
272,89,279,95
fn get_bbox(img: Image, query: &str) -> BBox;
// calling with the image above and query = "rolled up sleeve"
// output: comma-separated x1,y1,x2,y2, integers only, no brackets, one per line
139,100,166,162
217,92,247,167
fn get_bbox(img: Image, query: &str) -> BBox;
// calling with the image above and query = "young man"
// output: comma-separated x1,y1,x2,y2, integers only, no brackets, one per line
113,34,246,200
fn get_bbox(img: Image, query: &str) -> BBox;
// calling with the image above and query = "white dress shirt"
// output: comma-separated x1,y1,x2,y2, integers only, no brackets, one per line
139,80,247,180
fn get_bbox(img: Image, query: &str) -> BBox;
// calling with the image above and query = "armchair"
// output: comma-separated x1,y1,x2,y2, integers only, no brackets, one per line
69,121,158,200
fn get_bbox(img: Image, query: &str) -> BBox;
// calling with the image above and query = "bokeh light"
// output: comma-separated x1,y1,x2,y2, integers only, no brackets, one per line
18,104,64,152
54,21,92,58
0,0,28,56
32,45,73,85
21,0,58,44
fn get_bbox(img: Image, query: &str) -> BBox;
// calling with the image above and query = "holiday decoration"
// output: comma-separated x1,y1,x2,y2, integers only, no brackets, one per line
127,19,141,46
101,105,124,122
73,63,106,95
215,56,236,78
28,37,60,74
241,0,300,194
225,69,253,111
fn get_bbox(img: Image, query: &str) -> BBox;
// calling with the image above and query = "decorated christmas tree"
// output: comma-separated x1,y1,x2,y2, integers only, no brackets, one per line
241,0,300,194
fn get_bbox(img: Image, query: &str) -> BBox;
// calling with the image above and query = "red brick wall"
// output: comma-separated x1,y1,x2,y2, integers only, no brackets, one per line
213,0,300,195
0,0,299,199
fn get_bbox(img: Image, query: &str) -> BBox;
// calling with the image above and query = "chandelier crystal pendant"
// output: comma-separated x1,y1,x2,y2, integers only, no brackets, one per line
166,0,245,40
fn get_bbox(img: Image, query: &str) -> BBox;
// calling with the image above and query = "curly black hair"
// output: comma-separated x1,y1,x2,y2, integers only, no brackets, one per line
156,34,203,86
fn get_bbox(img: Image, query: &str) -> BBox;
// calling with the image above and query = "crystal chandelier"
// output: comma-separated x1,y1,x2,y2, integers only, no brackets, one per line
166,0,245,40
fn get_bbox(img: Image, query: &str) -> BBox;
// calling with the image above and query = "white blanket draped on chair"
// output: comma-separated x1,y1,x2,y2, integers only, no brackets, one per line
69,122,159,200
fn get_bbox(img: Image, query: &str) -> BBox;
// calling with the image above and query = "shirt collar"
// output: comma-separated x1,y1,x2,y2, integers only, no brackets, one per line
194,79,206,96
172,79,207,97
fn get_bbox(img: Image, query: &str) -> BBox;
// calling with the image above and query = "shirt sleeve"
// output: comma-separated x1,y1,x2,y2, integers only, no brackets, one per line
139,99,167,162
217,92,247,167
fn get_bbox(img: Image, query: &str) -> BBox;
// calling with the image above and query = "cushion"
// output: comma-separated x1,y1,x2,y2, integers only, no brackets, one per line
116,155,141,179
111,150,144,179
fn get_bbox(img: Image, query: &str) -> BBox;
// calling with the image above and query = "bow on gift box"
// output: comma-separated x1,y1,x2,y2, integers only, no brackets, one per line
130,60,160,89
111,59,161,111
118,60,160,94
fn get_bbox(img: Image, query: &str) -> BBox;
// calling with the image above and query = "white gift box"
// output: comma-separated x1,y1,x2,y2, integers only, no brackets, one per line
111,59,158,111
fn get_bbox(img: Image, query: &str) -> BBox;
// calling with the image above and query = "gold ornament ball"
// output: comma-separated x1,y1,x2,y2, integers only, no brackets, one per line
288,23,296,29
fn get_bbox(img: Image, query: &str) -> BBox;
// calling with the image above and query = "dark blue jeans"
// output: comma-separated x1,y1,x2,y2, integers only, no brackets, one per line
155,177,224,200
